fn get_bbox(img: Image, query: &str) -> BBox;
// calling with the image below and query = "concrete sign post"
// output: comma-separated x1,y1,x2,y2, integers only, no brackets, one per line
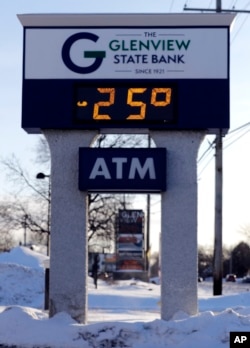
43,130,97,323
151,131,204,319
18,13,235,323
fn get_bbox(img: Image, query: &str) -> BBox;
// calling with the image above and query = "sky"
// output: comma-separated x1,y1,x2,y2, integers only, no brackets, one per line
1,245,250,347
1,0,250,251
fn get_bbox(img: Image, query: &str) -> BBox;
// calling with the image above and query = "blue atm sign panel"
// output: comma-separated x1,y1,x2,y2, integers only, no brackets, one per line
78,148,166,192
18,14,233,134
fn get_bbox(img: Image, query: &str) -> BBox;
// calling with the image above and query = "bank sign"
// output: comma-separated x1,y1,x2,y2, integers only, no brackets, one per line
18,14,234,133
24,28,226,79
79,148,166,192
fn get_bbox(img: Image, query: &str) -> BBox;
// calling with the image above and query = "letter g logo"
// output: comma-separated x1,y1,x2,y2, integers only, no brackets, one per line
62,32,105,74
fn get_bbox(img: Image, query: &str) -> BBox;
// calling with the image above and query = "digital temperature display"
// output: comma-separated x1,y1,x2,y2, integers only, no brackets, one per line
74,82,177,125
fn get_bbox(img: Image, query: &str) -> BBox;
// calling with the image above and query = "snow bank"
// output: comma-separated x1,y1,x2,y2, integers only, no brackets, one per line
0,247,250,348
0,246,48,268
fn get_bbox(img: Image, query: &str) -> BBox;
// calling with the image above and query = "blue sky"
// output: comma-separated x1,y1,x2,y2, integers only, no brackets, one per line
1,0,250,250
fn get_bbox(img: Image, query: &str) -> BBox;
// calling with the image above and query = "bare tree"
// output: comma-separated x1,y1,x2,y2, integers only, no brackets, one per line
0,142,50,247
34,135,51,166
198,245,213,278
225,242,250,277
87,133,148,251
0,133,149,251
238,224,250,243
88,193,133,252
93,133,149,149
0,203,15,251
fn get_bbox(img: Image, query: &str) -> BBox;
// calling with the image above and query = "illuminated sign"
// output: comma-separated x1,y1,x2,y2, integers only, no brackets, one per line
22,27,228,79
75,82,176,126
18,13,233,133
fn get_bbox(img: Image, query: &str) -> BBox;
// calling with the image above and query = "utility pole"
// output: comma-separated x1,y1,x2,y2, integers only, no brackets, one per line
184,0,250,295
146,134,151,273
184,0,250,14
213,131,223,295
23,214,28,246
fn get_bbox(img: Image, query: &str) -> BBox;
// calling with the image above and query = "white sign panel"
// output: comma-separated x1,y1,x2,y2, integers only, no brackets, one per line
24,28,228,79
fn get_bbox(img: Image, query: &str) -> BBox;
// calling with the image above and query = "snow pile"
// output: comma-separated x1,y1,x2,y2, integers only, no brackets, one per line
0,305,250,348
0,247,47,308
0,246,250,348
0,246,48,268
0,263,44,307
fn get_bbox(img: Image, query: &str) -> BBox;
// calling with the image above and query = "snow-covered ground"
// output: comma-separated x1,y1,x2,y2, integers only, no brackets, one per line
0,247,250,347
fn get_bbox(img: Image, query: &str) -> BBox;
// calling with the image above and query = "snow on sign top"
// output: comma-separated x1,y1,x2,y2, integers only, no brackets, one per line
18,13,235,80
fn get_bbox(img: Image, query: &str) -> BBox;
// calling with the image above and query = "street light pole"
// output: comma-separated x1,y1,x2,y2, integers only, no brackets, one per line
22,214,28,246
36,172,51,256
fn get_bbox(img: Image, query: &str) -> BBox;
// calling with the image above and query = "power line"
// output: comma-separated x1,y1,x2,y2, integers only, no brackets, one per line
227,121,250,134
223,122,250,149
198,122,250,161
197,122,250,163
198,137,216,164
224,121,250,141
169,0,175,12
198,121,250,177
208,0,214,9
231,11,250,43
198,153,215,178
230,0,239,8
184,3,250,13
224,127,250,149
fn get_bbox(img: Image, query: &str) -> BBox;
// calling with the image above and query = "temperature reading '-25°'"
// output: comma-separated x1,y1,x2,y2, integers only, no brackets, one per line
75,85,175,124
